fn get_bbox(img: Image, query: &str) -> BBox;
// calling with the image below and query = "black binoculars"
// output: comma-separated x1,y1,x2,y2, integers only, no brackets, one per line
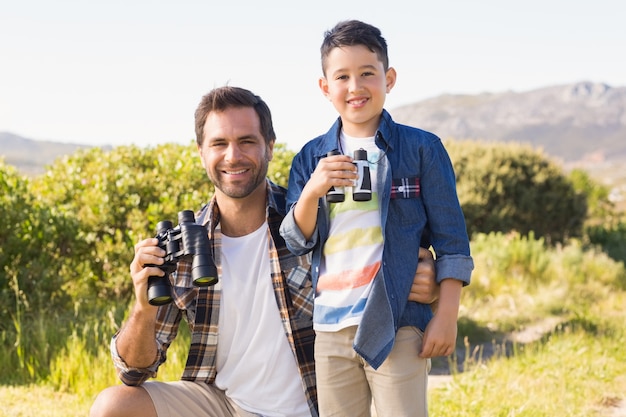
147,210,218,306
326,148,372,203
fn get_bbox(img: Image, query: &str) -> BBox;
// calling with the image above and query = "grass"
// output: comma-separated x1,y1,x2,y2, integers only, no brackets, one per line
1,232,625,416
430,298,626,416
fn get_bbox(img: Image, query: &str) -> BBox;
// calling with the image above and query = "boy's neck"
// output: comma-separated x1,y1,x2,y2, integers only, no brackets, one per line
340,116,381,138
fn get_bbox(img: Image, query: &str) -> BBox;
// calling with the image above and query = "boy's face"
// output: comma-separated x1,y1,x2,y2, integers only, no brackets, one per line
319,44,396,138
197,106,274,203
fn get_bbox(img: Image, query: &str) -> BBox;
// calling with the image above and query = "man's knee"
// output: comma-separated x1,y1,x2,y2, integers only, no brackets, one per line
90,385,155,417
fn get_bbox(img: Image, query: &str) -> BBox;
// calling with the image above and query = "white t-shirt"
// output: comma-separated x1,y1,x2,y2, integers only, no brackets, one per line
314,134,384,332
215,222,309,417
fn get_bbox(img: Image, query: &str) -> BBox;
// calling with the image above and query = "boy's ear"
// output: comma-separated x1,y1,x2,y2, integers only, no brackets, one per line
319,77,330,99
385,67,397,93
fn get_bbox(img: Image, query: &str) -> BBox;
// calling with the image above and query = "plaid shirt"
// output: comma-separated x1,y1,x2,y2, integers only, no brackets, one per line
111,180,318,416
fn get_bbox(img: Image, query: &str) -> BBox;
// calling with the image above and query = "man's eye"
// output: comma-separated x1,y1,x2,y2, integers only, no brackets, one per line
242,137,262,144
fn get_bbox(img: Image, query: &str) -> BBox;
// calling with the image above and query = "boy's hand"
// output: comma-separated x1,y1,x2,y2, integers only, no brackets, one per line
302,154,357,200
293,154,358,241
419,312,458,358
419,278,462,358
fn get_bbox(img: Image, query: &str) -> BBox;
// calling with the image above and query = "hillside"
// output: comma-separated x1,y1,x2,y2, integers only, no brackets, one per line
390,81,626,164
390,81,626,212
0,132,100,176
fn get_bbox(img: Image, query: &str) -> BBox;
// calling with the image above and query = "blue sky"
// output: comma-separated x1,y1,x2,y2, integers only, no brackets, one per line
1,0,624,152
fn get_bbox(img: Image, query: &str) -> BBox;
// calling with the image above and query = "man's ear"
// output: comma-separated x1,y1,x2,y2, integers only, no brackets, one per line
197,145,206,169
266,140,275,162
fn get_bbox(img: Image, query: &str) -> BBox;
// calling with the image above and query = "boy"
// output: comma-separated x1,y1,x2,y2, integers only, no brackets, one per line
280,20,473,416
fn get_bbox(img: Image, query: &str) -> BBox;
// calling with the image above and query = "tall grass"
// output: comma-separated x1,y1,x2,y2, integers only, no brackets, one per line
1,231,625,415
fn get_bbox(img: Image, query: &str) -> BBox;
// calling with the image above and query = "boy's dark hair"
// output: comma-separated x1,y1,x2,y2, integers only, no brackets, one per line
194,86,276,146
320,20,389,75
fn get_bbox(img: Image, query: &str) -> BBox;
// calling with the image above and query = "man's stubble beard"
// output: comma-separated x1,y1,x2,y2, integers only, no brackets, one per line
211,163,269,200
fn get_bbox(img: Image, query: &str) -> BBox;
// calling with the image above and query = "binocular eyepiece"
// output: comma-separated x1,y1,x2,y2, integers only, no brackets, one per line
147,210,218,306
326,148,372,203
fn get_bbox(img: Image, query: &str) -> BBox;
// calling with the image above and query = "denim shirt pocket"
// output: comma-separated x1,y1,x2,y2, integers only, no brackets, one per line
389,177,425,228
390,177,420,199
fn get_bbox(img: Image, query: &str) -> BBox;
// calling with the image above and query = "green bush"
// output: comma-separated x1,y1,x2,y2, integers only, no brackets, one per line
585,221,626,265
29,143,214,305
446,140,587,243
0,162,86,324
27,142,293,306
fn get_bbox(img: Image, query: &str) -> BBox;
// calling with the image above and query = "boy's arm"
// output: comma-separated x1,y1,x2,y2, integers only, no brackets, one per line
293,154,357,240
418,278,462,358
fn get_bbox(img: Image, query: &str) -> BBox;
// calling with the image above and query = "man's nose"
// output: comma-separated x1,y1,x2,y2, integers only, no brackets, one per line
225,143,242,162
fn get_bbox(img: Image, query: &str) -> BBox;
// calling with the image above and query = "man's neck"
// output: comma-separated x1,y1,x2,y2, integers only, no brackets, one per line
215,186,267,237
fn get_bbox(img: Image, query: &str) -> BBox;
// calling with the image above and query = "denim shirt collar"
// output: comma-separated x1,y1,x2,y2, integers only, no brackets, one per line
313,110,395,157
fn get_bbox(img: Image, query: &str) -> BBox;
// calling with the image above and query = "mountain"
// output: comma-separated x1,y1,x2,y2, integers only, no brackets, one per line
0,132,103,176
390,81,626,164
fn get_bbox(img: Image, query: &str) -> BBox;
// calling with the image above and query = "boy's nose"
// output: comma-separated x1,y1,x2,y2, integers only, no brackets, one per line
349,79,361,93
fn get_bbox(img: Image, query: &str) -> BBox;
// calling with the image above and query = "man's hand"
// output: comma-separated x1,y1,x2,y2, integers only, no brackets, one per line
408,247,439,305
130,238,166,308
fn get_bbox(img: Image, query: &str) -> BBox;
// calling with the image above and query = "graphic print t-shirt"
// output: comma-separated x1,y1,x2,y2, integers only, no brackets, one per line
313,134,384,332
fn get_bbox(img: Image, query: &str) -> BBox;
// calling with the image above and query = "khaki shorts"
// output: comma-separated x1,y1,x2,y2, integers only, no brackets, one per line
315,326,430,417
142,380,260,417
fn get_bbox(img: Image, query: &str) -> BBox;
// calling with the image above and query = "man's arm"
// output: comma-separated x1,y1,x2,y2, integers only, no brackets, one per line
114,238,164,369
408,247,439,305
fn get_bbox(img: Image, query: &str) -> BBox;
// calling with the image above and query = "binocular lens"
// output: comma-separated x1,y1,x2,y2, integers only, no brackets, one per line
192,254,218,286
147,277,173,306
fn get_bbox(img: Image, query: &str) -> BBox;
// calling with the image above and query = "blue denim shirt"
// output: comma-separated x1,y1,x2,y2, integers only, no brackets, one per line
280,110,473,369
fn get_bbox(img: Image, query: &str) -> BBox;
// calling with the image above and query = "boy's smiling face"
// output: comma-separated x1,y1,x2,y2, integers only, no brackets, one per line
319,44,396,138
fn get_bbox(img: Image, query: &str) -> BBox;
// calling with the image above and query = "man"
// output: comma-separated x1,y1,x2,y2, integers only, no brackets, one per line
90,86,438,417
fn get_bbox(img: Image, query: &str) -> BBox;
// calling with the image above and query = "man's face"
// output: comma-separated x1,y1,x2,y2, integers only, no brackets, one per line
197,106,274,200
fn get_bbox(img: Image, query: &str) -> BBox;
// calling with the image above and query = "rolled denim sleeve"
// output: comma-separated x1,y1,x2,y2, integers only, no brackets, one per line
435,254,474,286
280,205,319,256
281,144,325,256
